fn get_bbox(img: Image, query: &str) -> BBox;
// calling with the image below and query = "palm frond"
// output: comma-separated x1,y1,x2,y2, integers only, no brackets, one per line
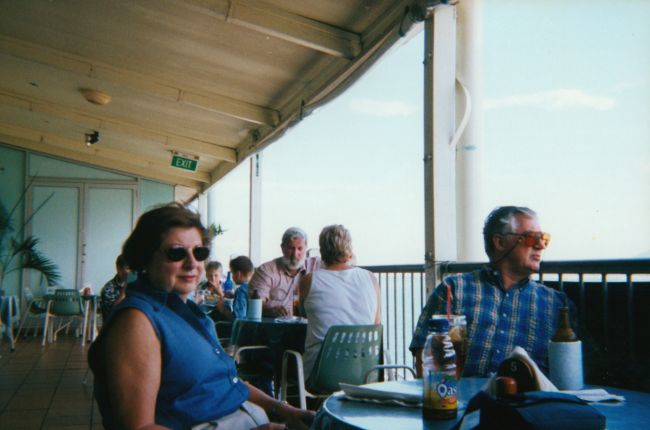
11,236,38,257
21,243,61,286
207,223,226,241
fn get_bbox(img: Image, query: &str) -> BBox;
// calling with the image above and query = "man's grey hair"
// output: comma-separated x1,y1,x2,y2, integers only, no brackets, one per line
281,227,308,246
482,206,537,255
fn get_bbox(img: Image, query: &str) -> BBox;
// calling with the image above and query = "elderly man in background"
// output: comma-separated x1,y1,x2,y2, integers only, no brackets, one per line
410,206,574,377
249,227,320,317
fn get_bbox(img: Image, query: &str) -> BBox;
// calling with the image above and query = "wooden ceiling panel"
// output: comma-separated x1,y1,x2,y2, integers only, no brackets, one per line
0,0,418,194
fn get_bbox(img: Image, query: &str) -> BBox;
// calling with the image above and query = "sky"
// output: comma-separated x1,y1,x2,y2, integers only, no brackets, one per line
209,0,650,267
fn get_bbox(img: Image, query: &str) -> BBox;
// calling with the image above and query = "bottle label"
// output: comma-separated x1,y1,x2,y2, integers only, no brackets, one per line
423,368,458,411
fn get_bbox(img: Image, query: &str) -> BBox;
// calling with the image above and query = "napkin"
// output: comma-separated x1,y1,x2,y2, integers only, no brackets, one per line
483,347,624,403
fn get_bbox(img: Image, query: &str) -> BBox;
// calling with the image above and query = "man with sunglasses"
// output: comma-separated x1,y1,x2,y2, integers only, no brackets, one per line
410,206,575,377
249,227,320,317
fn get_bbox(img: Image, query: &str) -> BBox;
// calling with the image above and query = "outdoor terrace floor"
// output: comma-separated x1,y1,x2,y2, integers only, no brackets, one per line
0,334,100,429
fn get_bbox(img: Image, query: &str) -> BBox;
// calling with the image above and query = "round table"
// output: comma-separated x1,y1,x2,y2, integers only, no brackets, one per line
313,378,650,430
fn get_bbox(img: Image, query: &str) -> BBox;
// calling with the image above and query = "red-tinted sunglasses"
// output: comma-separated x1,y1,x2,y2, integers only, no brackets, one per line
504,232,551,247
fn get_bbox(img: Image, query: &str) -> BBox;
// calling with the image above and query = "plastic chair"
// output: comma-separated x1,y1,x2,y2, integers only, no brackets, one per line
280,324,384,409
42,289,86,346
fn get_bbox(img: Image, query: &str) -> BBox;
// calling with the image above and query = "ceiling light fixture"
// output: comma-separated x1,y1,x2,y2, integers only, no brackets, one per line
81,89,112,106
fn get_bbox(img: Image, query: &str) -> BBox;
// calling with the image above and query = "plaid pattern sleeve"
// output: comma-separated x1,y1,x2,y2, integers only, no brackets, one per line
409,267,572,377
99,275,122,320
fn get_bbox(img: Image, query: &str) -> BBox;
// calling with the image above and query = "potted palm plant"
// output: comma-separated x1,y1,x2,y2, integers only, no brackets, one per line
0,181,60,301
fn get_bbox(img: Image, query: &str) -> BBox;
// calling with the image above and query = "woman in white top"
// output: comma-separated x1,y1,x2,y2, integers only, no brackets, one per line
298,224,381,378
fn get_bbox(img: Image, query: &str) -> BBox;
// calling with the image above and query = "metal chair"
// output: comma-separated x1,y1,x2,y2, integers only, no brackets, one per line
280,324,384,409
42,289,86,346
15,295,49,341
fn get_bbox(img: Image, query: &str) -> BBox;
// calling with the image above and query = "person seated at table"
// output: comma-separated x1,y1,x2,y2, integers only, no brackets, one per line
212,255,255,321
87,203,313,430
299,224,381,378
249,227,320,317
195,260,224,305
409,206,576,378
99,254,132,321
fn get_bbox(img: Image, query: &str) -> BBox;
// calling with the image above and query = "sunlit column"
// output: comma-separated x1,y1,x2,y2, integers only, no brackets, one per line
456,0,485,261
249,153,262,265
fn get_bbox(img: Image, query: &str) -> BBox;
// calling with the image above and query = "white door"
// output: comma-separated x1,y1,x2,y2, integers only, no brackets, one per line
27,181,136,294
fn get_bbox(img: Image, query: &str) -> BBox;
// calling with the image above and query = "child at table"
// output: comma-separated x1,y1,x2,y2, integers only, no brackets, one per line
212,256,254,321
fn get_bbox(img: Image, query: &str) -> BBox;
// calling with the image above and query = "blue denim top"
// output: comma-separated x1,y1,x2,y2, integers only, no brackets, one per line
106,277,249,429
233,283,249,319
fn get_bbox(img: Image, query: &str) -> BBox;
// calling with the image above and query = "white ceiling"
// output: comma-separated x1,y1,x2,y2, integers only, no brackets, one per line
0,0,423,198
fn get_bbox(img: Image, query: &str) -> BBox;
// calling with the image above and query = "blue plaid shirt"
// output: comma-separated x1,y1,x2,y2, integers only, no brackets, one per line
409,266,573,376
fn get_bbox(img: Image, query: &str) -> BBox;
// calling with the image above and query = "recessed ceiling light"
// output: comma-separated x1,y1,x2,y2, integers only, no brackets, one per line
81,89,112,106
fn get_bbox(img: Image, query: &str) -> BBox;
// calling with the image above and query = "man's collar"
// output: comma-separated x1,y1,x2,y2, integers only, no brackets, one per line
481,266,531,290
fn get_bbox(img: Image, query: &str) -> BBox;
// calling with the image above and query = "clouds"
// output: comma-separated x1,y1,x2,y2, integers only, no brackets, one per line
484,88,616,111
348,98,419,117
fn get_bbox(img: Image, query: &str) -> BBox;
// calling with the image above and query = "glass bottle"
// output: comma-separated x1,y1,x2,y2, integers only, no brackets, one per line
549,307,583,390
422,317,458,420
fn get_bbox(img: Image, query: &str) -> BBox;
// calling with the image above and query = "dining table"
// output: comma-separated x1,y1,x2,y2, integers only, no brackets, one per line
312,377,650,430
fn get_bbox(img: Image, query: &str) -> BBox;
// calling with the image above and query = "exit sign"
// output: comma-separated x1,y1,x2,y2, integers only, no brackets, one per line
171,152,199,172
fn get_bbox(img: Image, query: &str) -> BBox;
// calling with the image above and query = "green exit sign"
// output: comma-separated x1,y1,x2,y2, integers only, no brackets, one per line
171,153,199,172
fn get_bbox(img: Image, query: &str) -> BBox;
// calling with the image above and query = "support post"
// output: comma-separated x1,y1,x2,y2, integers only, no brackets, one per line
249,153,262,265
423,4,457,293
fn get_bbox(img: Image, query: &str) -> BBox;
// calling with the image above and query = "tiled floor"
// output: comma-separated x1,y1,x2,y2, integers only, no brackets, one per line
0,333,100,429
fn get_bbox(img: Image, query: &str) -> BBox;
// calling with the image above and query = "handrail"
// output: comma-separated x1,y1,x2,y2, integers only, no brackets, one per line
364,259,650,275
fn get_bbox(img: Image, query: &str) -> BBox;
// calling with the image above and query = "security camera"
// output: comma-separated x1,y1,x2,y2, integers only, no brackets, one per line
85,131,100,146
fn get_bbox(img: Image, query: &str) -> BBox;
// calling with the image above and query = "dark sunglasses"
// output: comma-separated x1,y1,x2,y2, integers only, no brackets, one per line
163,246,210,262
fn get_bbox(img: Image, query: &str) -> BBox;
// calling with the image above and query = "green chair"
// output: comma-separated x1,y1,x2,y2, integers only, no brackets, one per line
42,289,85,346
280,324,383,409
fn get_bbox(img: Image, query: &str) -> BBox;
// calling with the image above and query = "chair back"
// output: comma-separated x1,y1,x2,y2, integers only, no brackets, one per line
306,324,383,394
51,289,83,316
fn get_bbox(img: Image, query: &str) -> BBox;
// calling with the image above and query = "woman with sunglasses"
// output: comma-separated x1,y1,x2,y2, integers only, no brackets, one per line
88,203,313,430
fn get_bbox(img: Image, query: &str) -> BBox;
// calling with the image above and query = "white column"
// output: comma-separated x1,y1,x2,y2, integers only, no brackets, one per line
249,153,263,265
207,186,218,258
456,0,485,261
197,192,208,228
423,4,457,292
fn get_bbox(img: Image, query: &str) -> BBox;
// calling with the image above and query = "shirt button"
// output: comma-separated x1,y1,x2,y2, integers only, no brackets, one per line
496,349,501,354
502,313,507,318
215,348,220,355
233,377,239,383
499,330,505,335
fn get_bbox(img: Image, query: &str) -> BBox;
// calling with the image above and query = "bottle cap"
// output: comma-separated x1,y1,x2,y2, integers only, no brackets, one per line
428,317,449,332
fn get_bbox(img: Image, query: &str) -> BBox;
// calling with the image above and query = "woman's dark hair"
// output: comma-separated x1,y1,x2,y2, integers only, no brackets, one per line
122,203,209,273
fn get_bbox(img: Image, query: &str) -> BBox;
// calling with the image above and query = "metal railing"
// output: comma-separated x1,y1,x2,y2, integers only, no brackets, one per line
363,259,650,390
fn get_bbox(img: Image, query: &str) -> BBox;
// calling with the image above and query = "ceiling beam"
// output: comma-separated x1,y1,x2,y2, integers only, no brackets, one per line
0,125,208,189
177,0,362,58
234,1,411,166
0,90,237,163
0,35,279,127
